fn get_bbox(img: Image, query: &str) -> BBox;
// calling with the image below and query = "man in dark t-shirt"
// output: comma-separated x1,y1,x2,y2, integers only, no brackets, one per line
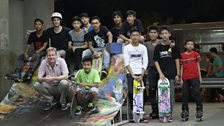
82,16,112,76
153,26,180,121
6,18,48,81
119,10,144,44
46,12,72,59
111,11,123,42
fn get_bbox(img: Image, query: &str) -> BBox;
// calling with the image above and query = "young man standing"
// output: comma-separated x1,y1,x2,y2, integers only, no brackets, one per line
80,12,93,33
6,18,48,81
119,10,144,44
67,16,88,73
111,11,123,42
124,28,148,121
153,26,180,122
73,56,101,115
82,16,113,76
34,47,70,111
144,26,160,119
46,12,72,58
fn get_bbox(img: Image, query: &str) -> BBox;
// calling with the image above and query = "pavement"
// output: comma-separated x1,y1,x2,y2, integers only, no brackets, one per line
0,102,223,126
123,102,224,126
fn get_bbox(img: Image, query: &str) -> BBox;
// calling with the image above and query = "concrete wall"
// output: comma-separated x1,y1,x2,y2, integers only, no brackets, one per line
0,0,11,100
0,0,54,100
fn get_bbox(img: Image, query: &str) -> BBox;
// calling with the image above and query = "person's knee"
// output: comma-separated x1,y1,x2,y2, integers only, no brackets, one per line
59,80,69,89
117,38,124,43
34,82,41,90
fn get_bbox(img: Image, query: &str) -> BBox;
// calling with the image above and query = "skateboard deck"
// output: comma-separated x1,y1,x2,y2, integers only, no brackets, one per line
92,54,103,76
158,78,171,122
133,79,145,123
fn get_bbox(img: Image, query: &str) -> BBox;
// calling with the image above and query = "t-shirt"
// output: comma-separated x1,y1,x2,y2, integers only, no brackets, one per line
46,27,72,50
82,25,93,34
213,55,223,77
144,40,161,67
124,43,148,74
27,31,48,50
38,57,69,84
84,26,109,48
69,30,85,46
119,19,144,38
111,26,120,42
76,69,101,84
180,51,201,80
153,42,180,79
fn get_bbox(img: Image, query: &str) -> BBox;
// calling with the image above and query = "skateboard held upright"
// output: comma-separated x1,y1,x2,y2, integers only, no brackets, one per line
158,78,171,122
133,79,145,123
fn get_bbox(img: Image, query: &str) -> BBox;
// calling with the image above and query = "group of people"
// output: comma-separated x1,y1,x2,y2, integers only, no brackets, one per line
6,9,224,122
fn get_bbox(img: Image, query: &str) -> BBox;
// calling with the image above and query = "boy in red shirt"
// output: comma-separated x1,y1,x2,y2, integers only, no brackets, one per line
180,40,203,121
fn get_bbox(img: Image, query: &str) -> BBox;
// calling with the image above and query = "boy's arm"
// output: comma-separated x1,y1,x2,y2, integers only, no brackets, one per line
24,44,31,59
119,34,131,44
180,64,183,85
212,63,223,75
107,31,113,43
155,61,165,80
80,82,100,88
68,41,73,50
126,65,137,79
197,62,202,83
175,59,181,82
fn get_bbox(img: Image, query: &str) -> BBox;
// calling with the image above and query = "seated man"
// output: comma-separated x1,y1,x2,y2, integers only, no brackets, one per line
73,56,101,115
6,18,48,81
34,47,70,111
82,16,113,77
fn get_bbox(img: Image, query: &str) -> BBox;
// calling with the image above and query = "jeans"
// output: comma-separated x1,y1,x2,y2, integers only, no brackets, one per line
66,48,86,73
57,50,66,59
148,66,159,112
182,78,203,111
82,48,110,70
17,50,45,72
34,80,71,104
126,74,142,118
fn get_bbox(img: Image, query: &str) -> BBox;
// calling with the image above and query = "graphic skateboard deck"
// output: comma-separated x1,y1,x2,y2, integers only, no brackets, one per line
158,78,171,122
133,80,145,123
92,54,103,76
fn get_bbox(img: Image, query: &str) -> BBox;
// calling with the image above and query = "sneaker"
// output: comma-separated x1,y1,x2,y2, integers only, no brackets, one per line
23,71,32,81
42,98,57,111
149,111,159,119
101,69,108,80
140,118,149,123
61,103,68,111
74,106,82,115
87,102,99,113
168,116,173,122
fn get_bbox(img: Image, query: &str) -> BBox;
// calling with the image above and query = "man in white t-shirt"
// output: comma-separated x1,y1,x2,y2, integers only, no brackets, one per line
124,28,148,121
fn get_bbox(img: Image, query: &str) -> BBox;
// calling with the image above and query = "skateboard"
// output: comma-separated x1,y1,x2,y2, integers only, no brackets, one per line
92,53,103,77
158,78,171,122
133,79,145,123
